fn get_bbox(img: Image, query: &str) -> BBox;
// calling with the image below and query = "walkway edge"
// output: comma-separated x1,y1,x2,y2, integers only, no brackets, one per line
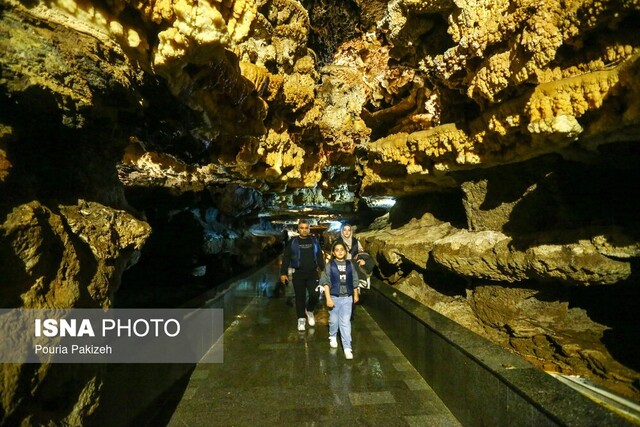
364,279,635,427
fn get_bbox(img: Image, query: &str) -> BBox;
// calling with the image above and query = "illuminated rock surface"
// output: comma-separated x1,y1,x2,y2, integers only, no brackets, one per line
1,0,639,423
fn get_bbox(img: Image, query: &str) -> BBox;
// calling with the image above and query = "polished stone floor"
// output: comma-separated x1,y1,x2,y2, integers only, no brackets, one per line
168,268,461,427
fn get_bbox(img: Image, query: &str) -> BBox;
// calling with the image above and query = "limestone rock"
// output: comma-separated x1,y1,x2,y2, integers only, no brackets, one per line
2,0,640,419
359,213,456,281
467,283,639,398
362,213,640,400
431,229,631,285
1,200,150,309
361,0,640,196
394,270,485,336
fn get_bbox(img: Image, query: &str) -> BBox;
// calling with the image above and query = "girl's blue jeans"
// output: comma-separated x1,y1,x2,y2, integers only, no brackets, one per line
328,295,353,350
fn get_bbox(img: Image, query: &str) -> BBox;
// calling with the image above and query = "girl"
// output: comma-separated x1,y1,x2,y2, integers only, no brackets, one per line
319,241,359,359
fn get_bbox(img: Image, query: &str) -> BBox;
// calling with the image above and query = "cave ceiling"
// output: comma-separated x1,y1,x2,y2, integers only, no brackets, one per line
0,0,639,215
2,0,640,415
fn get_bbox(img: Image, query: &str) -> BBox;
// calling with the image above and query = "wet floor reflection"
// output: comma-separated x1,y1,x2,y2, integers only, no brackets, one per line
169,260,461,426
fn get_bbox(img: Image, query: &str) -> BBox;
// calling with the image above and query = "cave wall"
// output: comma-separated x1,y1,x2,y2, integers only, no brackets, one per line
359,142,640,400
1,0,640,424
0,3,281,424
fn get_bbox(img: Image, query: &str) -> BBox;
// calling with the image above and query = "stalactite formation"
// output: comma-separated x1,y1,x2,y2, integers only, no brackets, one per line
1,0,639,423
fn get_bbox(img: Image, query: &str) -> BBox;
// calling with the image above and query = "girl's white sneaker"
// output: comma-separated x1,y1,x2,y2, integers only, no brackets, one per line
306,310,315,327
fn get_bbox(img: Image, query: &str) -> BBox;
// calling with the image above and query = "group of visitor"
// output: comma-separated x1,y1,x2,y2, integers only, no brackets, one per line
279,220,372,360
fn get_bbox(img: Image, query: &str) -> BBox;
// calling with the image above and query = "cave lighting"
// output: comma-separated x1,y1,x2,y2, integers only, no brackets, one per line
364,196,396,208
325,220,344,231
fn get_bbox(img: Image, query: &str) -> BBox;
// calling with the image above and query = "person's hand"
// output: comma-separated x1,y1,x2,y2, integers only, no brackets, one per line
326,297,334,309
353,291,359,304
358,259,365,266
280,274,288,284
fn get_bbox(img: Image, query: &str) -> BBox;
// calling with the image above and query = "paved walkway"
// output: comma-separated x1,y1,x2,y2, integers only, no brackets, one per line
168,263,461,427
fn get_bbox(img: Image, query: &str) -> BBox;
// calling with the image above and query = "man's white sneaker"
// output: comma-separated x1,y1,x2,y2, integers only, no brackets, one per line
297,318,306,331
344,349,353,360
329,336,338,348
306,310,315,327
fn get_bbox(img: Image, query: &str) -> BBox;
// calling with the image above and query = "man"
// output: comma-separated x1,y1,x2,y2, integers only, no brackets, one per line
280,219,325,331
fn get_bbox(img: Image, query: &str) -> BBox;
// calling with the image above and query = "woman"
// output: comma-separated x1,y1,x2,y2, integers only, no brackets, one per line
335,223,370,288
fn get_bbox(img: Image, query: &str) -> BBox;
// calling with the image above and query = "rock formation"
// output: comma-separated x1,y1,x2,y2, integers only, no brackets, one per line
1,0,639,424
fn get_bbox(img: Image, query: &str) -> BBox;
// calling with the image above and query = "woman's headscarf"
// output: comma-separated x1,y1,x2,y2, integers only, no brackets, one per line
340,223,354,251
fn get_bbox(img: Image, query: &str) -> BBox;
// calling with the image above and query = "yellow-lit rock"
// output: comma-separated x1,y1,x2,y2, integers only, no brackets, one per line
2,0,640,417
